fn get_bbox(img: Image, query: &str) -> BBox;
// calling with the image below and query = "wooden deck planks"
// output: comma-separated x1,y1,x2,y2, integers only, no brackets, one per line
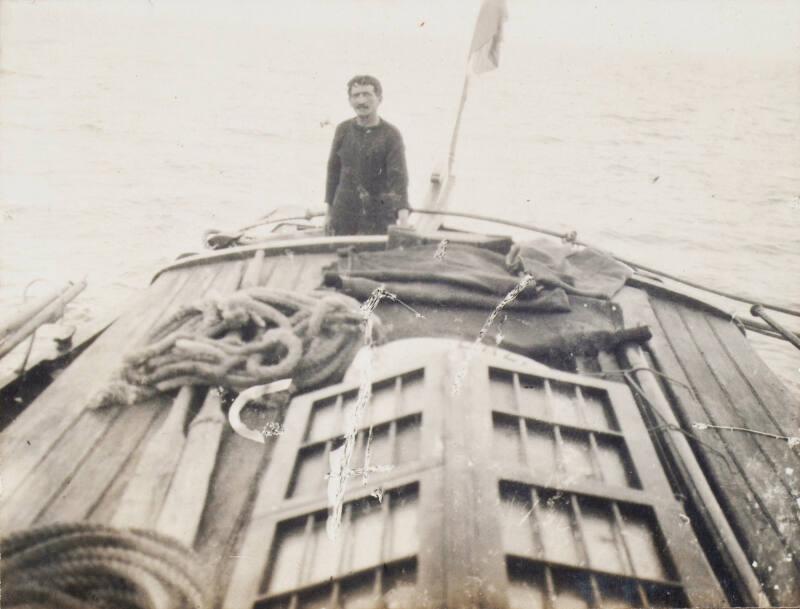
649,295,800,605
662,303,800,536
685,309,800,500
0,270,188,512
616,288,769,605
1,406,122,531
0,264,223,530
87,401,171,524
34,399,162,525
0,270,188,502
709,314,800,439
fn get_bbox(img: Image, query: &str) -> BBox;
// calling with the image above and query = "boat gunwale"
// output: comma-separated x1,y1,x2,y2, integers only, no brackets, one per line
150,235,386,283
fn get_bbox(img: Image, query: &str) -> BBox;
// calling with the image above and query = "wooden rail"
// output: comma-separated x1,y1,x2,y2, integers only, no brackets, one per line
0,280,87,360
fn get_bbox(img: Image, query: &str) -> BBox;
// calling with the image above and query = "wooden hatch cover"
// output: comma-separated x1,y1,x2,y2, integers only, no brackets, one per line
226,338,727,609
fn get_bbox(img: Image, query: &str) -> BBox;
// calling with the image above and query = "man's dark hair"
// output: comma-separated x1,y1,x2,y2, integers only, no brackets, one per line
347,75,382,98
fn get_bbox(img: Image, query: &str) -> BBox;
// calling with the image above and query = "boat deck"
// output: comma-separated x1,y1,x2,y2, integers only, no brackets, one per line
1,239,798,607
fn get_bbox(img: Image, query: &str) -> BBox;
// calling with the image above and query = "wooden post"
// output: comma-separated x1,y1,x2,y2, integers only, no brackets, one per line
156,389,226,546
111,385,195,529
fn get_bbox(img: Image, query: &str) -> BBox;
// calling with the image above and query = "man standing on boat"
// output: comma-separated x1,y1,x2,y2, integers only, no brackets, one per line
324,75,409,235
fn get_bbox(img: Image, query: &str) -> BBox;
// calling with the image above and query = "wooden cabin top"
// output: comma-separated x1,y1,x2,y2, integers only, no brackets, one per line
2,231,798,608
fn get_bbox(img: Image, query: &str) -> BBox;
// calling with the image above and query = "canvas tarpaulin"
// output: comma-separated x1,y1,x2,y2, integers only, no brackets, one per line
323,240,631,313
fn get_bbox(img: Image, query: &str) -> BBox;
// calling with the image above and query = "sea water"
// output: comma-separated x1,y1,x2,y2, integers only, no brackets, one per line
1,0,798,399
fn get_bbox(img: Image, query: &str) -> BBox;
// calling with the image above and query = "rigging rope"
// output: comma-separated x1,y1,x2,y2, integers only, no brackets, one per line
1,523,210,609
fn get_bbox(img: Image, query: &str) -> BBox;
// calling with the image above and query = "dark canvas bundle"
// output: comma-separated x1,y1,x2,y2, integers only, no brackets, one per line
513,238,632,300
323,240,631,312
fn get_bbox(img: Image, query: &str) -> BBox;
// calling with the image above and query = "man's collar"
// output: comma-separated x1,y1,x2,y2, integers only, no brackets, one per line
354,116,381,128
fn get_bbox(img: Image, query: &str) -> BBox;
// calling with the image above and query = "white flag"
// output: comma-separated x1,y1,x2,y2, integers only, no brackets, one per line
468,0,509,74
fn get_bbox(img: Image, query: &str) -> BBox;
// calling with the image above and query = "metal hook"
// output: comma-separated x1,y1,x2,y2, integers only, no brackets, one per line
228,379,292,444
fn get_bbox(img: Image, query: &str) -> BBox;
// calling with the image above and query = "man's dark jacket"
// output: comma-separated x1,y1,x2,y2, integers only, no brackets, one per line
325,118,409,235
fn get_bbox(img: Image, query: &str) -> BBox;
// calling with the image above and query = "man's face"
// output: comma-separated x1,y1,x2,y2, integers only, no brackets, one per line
349,84,381,120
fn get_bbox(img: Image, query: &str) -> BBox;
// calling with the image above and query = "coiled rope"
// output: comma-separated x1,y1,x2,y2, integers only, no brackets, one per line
1,523,209,609
91,287,378,408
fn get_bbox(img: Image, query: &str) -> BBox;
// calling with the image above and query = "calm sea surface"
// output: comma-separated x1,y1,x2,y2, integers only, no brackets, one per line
1,0,798,398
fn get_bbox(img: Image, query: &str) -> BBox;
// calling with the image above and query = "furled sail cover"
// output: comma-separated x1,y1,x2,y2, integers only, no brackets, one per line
323,240,631,312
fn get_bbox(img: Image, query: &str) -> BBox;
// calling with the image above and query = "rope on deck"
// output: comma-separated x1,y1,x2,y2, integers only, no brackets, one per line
90,288,379,408
1,523,209,609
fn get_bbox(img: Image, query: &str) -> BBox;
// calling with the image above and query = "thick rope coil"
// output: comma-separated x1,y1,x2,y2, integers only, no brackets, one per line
1,523,210,609
90,287,380,408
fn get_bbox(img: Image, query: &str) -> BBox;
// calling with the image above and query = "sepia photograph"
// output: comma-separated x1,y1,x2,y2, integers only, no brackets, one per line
1,1,799,607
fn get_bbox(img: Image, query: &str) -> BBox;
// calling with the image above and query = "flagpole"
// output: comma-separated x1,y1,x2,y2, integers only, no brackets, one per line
414,0,506,231
446,0,506,179
446,72,472,178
